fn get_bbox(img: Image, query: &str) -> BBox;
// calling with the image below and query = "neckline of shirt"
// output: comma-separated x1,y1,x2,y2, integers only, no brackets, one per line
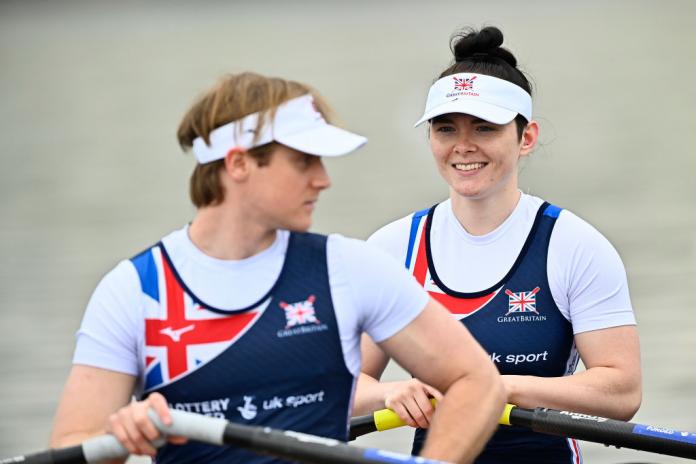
164,225,289,271
439,192,527,246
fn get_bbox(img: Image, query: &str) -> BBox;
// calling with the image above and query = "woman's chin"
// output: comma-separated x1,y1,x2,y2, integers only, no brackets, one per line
451,185,486,199
284,217,313,233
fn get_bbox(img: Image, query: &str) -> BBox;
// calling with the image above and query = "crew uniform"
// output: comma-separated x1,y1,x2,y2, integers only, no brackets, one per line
73,227,428,463
368,192,636,464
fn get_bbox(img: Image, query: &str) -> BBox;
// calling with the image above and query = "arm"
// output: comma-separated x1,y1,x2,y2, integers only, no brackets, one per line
50,365,136,452
355,220,446,426
503,325,641,420
50,365,184,459
353,337,390,416
50,263,185,457
513,210,642,420
354,335,443,428
379,300,505,464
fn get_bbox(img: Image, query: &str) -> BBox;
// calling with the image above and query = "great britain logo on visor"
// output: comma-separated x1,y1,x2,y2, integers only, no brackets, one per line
192,94,367,164
414,73,532,127
453,75,477,92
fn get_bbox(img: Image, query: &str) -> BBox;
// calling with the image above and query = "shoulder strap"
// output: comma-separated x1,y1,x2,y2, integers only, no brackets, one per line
543,203,563,219
130,244,160,302
405,207,431,269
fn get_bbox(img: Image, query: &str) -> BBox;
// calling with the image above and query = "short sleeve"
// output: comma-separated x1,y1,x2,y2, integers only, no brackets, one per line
329,234,428,339
548,211,636,334
366,215,413,265
72,260,143,376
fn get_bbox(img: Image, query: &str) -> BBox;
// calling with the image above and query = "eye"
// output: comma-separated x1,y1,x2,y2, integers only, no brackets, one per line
475,125,496,132
299,153,316,169
434,125,455,133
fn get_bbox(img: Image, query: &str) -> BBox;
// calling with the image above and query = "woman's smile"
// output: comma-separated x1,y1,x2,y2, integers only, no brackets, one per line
452,161,488,173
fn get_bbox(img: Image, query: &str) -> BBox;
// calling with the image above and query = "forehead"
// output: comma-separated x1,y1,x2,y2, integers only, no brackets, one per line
271,143,310,158
266,143,320,167
431,113,493,124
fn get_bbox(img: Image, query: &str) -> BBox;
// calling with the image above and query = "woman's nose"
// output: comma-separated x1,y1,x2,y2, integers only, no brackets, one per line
453,134,476,154
311,159,332,190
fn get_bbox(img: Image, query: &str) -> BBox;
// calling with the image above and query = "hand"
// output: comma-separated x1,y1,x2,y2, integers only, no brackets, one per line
383,379,443,429
106,392,187,456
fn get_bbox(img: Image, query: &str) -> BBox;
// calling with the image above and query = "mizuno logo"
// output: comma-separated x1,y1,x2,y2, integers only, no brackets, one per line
160,324,196,342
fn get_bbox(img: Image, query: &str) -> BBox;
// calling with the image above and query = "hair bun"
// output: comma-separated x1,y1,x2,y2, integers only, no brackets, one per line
451,26,517,68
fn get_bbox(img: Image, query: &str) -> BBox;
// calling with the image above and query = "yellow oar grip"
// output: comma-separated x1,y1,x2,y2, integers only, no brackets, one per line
373,398,438,431
499,403,515,426
372,401,516,432
373,408,406,431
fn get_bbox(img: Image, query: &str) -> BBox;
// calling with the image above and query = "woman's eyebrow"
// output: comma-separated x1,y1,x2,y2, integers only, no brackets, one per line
431,116,453,124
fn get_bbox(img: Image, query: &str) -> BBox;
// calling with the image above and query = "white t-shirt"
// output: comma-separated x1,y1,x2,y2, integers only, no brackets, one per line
73,228,429,379
368,193,635,334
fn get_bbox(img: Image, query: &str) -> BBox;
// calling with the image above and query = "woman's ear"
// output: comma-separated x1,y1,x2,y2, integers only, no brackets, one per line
223,147,250,181
519,120,539,157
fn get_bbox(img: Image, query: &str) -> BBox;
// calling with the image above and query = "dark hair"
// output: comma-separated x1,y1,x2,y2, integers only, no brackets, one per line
439,26,532,138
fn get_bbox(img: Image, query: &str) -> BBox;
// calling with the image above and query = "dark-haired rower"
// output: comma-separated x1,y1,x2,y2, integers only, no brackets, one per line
356,26,641,464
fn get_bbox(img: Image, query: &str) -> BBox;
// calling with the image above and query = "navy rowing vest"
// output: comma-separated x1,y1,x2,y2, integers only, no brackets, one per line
407,203,581,464
130,232,354,463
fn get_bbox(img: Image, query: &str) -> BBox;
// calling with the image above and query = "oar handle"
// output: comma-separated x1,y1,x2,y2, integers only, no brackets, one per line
2,409,453,464
77,408,227,462
371,399,514,432
0,409,228,464
351,403,696,460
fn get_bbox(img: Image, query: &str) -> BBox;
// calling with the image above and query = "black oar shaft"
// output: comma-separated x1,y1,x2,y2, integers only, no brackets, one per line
350,404,696,460
511,407,696,460
221,422,444,464
349,415,378,440
348,404,696,460
0,446,85,464
1,409,450,464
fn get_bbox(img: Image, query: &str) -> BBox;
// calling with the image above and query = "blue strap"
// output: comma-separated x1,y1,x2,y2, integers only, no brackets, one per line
405,208,429,269
543,203,562,219
131,248,159,302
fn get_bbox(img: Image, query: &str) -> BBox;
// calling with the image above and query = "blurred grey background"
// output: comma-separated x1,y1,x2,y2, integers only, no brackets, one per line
1,1,695,462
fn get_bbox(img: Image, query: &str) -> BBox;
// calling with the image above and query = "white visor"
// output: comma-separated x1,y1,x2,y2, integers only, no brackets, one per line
192,94,367,164
414,73,532,126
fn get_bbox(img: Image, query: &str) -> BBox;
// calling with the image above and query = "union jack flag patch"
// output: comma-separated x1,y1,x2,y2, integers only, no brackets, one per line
505,287,540,316
279,295,320,328
453,75,477,91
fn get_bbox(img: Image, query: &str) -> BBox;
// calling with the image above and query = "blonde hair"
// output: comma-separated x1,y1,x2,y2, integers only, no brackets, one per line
177,72,333,208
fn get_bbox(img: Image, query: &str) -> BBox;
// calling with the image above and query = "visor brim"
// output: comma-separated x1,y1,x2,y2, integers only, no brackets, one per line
277,124,367,157
414,99,518,127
